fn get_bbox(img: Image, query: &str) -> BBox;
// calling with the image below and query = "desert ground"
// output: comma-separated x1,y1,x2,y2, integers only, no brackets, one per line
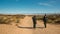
0,16,60,34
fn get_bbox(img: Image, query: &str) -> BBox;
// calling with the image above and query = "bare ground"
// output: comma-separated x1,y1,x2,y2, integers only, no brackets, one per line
0,16,60,34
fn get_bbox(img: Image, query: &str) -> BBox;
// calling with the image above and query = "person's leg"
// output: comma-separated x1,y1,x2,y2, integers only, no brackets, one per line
33,24,36,28
33,24,35,28
44,22,46,28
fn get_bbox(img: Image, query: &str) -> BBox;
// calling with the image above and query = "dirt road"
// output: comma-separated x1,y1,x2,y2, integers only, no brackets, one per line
0,16,60,34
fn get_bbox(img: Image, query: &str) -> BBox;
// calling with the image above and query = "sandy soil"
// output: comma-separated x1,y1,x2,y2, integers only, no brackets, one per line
0,16,60,34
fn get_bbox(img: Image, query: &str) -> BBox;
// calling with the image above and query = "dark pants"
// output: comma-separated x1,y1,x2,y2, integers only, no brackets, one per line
33,23,36,28
44,22,46,28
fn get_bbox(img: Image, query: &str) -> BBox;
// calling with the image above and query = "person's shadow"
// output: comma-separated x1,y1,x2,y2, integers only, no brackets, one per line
17,25,45,29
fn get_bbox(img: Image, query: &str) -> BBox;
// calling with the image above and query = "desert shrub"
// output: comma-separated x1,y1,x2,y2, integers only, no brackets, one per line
0,18,7,24
55,21,60,24
36,16,43,20
0,14,60,24
36,17,43,20
0,16,18,24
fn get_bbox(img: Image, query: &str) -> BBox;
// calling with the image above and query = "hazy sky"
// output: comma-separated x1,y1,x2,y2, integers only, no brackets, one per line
0,0,60,14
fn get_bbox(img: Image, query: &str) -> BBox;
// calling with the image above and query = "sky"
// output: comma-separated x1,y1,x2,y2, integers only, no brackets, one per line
0,0,60,14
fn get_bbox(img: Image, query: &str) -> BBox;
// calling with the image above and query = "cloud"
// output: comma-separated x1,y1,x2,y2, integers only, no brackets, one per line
38,0,57,7
39,3,52,6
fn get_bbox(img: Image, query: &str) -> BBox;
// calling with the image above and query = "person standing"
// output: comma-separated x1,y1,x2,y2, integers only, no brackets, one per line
43,14,47,28
32,16,36,28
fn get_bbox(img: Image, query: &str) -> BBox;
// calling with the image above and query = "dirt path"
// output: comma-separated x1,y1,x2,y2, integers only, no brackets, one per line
0,16,60,34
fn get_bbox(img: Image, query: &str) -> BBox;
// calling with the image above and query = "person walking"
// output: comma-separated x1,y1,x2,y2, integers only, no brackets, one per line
43,14,47,28
32,16,36,28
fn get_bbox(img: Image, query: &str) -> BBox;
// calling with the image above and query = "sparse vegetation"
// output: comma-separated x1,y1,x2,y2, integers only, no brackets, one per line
0,14,25,24
36,14,60,24
0,14,60,24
